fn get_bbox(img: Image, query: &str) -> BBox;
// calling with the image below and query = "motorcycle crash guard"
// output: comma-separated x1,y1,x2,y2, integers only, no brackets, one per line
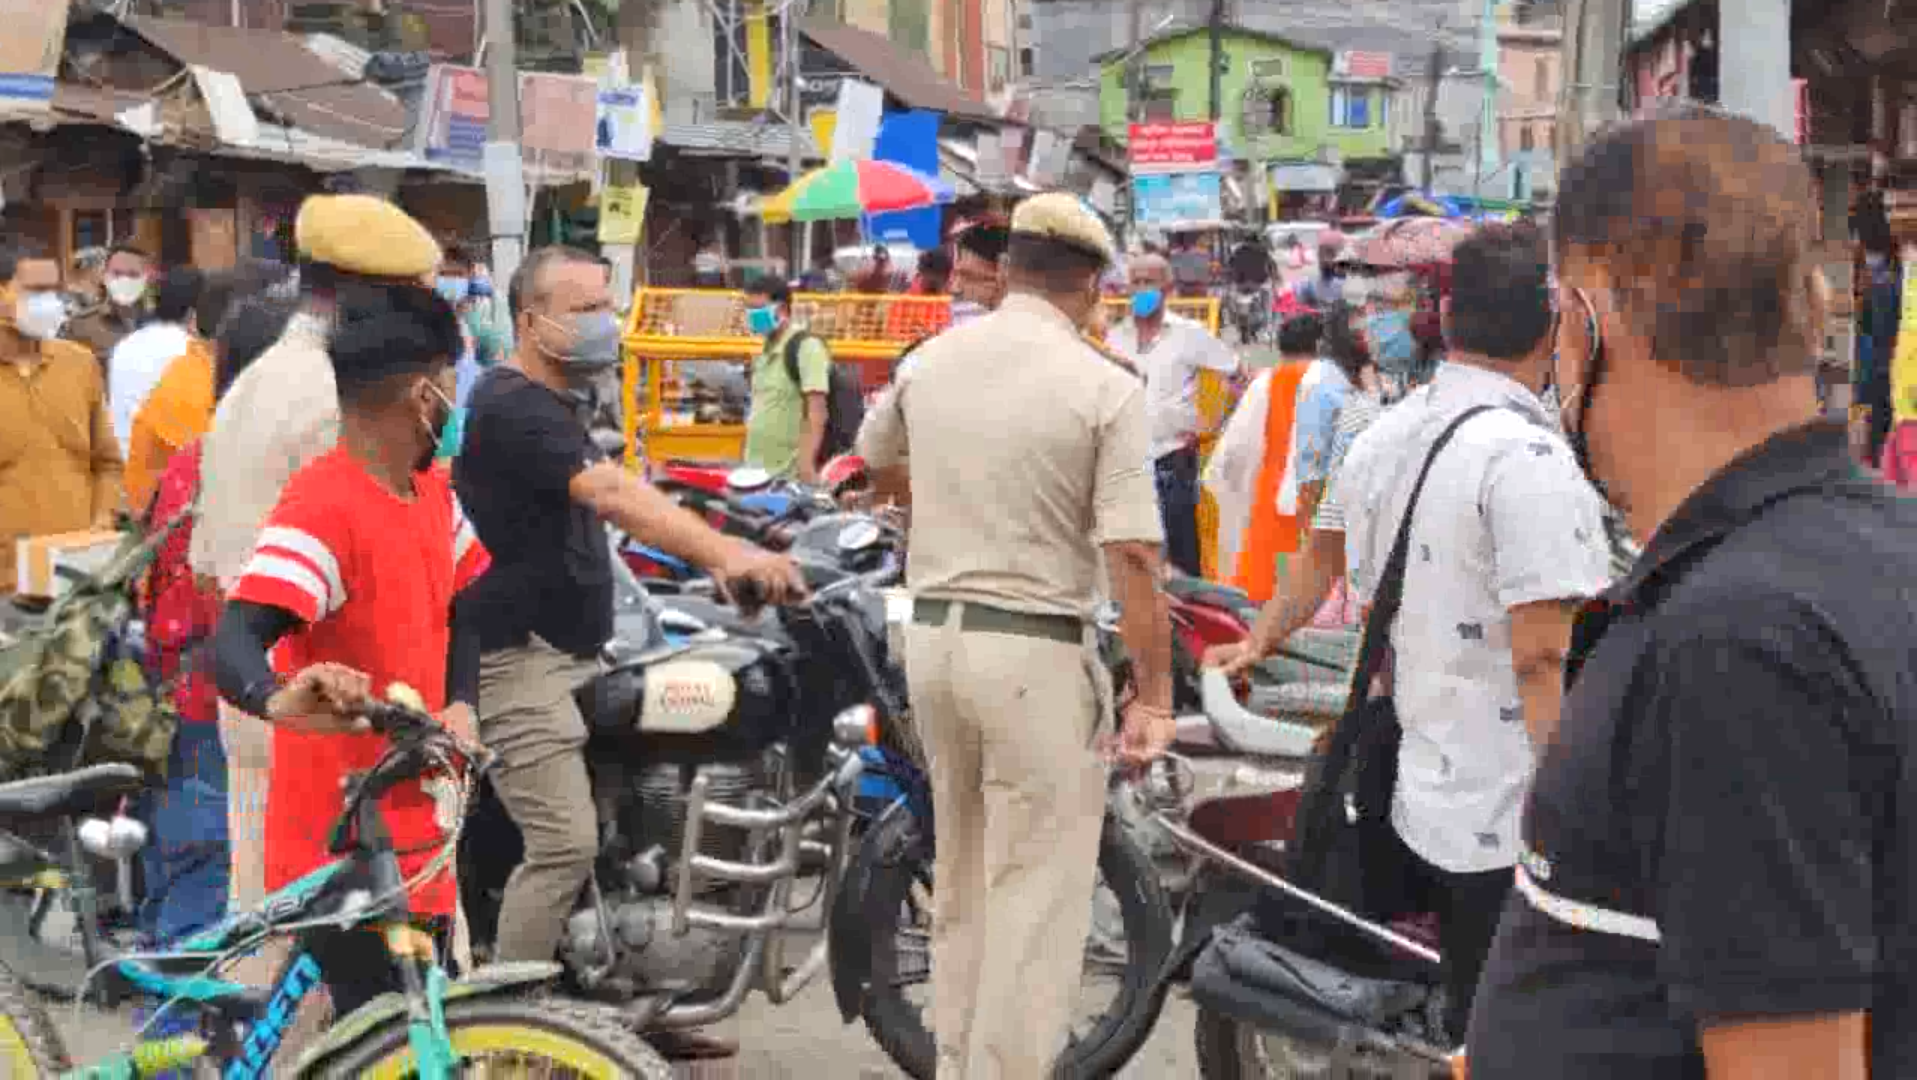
1189,920,1429,1048
292,961,566,1072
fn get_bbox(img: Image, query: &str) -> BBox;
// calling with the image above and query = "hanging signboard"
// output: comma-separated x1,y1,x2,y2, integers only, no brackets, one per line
418,65,490,170
829,79,885,162
417,65,599,180
0,0,66,111
598,181,650,244
1133,171,1223,230
595,85,653,162
521,71,600,181
1128,121,1217,174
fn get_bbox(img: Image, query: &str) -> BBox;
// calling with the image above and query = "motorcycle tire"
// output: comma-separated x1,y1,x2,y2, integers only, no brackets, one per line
1194,1007,1448,1080
860,811,1174,1079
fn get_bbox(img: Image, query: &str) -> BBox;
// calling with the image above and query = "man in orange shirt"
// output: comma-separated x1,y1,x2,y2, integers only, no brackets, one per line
0,253,122,595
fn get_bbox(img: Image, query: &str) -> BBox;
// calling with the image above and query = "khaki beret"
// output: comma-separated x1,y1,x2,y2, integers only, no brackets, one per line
1010,193,1116,266
295,194,441,279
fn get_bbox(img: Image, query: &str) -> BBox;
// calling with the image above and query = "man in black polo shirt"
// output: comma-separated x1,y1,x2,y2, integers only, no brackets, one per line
1467,106,1917,1078
454,245,803,972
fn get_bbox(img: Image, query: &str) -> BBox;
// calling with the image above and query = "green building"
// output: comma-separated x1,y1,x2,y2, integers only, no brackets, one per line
1097,26,1399,208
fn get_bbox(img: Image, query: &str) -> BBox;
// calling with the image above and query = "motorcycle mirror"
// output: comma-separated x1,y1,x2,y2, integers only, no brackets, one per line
836,519,882,553
726,466,773,492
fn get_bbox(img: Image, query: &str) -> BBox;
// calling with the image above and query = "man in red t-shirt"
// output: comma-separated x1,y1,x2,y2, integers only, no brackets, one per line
211,284,484,1017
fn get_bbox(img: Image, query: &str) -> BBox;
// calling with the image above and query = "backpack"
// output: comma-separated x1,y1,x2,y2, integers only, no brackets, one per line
783,331,865,467
0,512,189,783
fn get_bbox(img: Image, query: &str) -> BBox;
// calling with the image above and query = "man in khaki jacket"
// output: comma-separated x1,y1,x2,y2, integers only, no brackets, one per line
858,194,1175,1079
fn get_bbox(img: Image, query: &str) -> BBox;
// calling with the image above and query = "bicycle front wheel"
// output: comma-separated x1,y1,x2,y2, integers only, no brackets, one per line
309,996,672,1079
0,960,67,1076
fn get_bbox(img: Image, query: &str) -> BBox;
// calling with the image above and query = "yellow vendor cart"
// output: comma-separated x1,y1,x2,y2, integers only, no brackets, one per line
1096,296,1235,580
621,287,951,467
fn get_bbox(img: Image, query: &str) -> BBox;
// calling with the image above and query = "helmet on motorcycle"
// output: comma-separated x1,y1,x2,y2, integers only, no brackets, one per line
821,453,869,493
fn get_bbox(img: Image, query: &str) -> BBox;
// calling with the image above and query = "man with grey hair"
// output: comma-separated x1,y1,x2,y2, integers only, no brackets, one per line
453,244,803,978
1106,251,1241,577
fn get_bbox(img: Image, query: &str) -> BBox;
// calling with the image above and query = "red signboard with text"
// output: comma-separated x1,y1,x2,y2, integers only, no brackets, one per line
1128,121,1218,173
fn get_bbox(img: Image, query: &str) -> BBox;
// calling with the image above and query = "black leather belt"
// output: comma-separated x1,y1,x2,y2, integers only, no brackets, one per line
911,599,1083,645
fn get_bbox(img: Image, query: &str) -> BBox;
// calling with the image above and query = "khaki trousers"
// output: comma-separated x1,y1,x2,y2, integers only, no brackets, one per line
478,635,602,965
903,602,1111,1080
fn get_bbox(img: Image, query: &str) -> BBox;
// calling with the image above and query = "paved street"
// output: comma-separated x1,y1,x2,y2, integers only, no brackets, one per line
49,930,1199,1077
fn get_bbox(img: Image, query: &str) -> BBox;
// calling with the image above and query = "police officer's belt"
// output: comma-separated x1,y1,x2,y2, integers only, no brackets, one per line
911,599,1082,644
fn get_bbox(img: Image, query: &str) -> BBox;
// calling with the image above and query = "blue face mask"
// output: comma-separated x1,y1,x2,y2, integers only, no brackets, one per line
1365,310,1416,373
1130,288,1164,319
746,304,780,336
435,275,470,304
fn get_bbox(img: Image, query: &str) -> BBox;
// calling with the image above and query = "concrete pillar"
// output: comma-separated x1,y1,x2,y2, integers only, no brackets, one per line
1718,0,1793,136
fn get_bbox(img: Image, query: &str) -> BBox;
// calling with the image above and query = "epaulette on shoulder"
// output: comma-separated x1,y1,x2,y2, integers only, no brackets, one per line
1084,336,1141,379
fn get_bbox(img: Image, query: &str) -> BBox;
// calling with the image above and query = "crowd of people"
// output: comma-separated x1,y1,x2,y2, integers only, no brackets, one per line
0,103,1911,1079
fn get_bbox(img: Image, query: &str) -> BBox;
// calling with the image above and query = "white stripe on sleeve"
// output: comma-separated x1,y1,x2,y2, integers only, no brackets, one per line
255,527,345,606
238,553,335,617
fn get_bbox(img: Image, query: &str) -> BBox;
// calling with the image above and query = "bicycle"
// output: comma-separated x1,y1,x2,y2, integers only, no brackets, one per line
0,691,671,1078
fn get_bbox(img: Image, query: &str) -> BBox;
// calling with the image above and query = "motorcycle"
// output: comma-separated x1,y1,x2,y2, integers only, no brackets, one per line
616,502,1178,1078
1226,282,1274,346
1147,678,1454,1080
456,541,896,1036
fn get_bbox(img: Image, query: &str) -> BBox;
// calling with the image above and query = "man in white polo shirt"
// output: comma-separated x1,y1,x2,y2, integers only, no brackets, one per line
1106,252,1240,577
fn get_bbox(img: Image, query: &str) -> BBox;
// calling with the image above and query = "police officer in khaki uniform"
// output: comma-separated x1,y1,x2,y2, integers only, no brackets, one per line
857,194,1176,1080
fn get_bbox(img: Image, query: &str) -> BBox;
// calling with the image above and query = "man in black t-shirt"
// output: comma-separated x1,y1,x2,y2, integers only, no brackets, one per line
453,246,804,976
1467,106,1917,1079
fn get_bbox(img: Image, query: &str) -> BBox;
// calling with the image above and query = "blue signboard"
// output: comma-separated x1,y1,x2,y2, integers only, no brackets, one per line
1132,171,1223,229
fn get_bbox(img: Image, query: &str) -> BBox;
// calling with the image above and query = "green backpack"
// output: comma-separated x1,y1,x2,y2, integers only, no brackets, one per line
0,511,191,784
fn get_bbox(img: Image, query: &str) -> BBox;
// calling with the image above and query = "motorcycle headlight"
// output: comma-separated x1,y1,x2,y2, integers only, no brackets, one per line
832,704,878,748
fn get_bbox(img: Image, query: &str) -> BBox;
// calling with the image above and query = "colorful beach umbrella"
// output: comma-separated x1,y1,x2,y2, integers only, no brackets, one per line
761,159,955,224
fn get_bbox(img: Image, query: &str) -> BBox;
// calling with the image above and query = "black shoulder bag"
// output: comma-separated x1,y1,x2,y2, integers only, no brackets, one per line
1280,404,1499,924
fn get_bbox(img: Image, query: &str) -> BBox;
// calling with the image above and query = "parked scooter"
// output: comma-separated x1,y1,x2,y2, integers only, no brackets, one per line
1226,282,1274,346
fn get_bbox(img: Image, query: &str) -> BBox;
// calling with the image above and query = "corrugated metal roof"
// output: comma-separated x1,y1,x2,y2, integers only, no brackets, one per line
659,120,819,160
124,16,408,148
801,19,1000,123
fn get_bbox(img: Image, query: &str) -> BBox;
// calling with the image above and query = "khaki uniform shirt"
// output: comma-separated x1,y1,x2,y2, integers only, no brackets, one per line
856,294,1162,619
190,312,338,586
0,336,123,593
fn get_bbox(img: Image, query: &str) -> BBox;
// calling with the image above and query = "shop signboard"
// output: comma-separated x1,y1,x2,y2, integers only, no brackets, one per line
417,65,599,180
1128,121,1217,174
0,0,67,111
1133,171,1223,230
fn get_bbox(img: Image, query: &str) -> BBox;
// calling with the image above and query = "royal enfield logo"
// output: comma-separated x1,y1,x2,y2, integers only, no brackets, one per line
638,660,738,734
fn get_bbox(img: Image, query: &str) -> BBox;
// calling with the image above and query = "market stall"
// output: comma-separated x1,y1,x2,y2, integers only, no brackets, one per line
620,287,950,466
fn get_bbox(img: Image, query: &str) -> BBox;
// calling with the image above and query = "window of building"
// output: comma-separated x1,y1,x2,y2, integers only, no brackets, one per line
1535,57,1549,96
1520,124,1535,152
1250,57,1287,79
1019,46,1034,78
987,45,1011,92
1141,89,1178,121
1245,86,1293,135
1330,85,1371,128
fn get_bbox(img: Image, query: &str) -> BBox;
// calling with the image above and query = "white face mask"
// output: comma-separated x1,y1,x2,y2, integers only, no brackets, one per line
14,291,66,341
105,275,148,308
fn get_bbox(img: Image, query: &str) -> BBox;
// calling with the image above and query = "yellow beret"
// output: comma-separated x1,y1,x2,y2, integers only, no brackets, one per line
1010,193,1116,266
294,194,441,279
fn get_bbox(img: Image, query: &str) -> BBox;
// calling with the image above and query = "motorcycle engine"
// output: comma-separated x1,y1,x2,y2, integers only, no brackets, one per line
560,758,771,995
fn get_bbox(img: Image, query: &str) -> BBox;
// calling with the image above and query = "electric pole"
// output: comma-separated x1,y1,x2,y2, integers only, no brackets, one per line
785,0,806,278
1207,0,1226,121
1422,39,1443,190
482,0,526,311
1558,0,1627,164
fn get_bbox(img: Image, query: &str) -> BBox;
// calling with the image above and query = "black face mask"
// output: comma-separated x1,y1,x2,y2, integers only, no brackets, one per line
1557,303,1610,498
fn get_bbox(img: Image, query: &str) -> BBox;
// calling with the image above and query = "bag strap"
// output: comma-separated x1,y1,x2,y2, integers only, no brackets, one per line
782,331,813,391
1344,403,1500,709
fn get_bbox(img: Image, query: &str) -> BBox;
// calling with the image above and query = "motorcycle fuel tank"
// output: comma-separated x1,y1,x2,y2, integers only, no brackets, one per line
577,637,795,763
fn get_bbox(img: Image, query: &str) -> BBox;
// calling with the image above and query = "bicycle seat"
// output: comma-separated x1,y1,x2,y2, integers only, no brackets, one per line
0,764,143,822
